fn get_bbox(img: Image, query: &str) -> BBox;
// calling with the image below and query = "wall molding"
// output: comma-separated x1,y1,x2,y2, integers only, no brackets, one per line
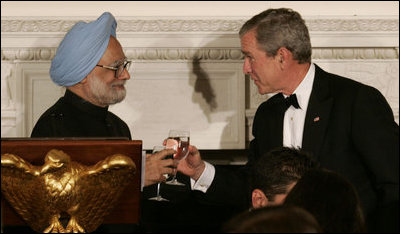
2,17,399,48
1,63,16,128
2,48,398,61
1,18,398,33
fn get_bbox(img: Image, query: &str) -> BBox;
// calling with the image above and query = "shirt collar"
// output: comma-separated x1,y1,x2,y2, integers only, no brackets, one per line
292,63,315,110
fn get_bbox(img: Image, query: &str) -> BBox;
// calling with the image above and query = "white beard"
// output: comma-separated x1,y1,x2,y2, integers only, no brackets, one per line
88,75,126,106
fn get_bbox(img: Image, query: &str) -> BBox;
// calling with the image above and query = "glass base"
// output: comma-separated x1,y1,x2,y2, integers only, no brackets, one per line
148,196,169,202
165,179,185,186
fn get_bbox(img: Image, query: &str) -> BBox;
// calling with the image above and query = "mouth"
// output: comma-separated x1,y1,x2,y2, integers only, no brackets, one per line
111,83,125,89
249,74,257,82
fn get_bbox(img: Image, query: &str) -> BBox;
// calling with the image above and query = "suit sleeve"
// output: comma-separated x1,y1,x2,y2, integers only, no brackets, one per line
31,116,58,137
352,85,399,231
195,101,271,210
194,131,261,211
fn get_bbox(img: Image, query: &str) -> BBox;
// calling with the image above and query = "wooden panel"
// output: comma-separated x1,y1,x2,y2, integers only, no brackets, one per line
1,138,142,226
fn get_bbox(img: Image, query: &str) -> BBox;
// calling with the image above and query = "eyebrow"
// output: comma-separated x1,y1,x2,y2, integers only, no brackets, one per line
110,57,127,66
241,50,251,56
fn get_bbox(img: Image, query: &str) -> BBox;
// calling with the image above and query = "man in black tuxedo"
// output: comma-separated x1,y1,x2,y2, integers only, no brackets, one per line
178,8,398,232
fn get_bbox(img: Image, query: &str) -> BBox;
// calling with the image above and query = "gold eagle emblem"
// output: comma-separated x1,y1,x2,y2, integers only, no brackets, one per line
1,149,136,233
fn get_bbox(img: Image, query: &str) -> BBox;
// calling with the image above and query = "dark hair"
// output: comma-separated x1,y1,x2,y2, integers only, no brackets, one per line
239,8,311,63
250,147,318,202
222,205,322,233
284,169,367,233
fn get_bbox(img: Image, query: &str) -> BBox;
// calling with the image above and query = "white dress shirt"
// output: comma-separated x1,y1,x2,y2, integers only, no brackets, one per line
283,63,315,148
191,64,316,192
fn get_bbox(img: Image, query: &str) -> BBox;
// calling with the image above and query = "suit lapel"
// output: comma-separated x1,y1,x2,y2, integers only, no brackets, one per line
257,93,286,153
271,95,287,148
302,65,333,160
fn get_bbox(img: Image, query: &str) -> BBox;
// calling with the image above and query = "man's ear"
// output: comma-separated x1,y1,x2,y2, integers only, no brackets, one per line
276,47,292,68
79,70,95,84
80,76,88,84
252,189,269,209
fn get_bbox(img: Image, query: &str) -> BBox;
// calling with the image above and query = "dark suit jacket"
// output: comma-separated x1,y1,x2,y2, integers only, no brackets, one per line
201,64,399,232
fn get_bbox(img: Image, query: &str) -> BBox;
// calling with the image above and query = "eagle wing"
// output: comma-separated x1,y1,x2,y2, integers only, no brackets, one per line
72,154,136,232
1,153,53,232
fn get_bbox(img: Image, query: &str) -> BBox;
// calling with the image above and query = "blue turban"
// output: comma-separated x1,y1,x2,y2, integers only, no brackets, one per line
50,12,117,86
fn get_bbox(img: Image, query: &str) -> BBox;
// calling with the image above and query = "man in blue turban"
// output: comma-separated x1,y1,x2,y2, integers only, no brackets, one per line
50,12,117,87
31,12,174,188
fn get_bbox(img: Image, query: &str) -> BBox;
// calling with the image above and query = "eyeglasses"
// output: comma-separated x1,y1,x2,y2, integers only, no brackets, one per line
96,60,131,78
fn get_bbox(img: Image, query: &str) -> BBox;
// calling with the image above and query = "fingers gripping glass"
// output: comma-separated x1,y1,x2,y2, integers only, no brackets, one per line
148,146,169,202
165,130,190,186
96,60,131,78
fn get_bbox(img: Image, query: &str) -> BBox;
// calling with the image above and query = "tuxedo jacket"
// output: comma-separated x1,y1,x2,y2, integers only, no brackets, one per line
202,64,399,231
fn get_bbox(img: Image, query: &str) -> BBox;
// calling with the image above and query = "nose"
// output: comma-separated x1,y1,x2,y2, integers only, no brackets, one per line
118,67,131,80
243,58,252,75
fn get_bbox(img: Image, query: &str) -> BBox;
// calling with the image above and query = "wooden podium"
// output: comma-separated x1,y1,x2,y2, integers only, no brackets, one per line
1,138,142,228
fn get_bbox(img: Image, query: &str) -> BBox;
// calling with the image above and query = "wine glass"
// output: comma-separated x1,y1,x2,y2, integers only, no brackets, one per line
148,146,169,201
165,129,190,186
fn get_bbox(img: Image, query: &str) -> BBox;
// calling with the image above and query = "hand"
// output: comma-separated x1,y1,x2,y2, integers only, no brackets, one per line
177,145,205,181
144,149,175,187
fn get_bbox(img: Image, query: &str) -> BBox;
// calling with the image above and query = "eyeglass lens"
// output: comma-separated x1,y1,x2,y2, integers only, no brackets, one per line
116,61,131,78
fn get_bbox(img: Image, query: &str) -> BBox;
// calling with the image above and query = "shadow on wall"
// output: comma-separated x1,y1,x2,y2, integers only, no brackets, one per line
191,57,218,122
187,36,243,149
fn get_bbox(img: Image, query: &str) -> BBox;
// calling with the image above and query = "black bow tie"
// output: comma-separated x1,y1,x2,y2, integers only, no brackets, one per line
284,94,300,109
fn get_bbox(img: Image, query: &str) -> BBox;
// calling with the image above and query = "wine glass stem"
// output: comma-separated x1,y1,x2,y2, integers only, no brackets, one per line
172,167,177,181
156,182,161,197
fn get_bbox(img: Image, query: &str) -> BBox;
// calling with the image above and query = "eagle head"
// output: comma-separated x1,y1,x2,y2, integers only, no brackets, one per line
41,149,71,174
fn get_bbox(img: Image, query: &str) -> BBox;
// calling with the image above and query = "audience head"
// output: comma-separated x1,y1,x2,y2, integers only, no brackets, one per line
250,147,318,208
284,168,367,233
222,205,321,233
239,8,311,64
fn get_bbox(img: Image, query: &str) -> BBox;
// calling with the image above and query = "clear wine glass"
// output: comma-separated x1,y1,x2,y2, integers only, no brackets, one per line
165,129,190,186
148,146,169,201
